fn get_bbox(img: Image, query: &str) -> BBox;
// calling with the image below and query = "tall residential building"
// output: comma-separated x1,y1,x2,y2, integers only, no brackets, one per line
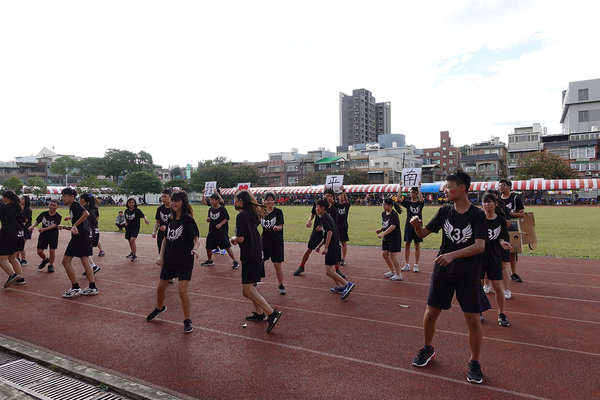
507,123,543,177
561,78,600,134
422,131,459,177
339,88,391,148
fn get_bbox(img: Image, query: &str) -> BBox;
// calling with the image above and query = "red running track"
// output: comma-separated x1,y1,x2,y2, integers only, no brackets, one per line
1,232,599,399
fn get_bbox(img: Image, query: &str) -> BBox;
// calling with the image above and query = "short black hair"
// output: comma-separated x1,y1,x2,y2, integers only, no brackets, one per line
316,199,329,208
61,187,77,196
447,171,471,191
499,178,512,187
323,188,335,196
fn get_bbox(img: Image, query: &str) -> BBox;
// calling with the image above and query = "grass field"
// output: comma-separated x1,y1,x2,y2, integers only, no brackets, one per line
30,204,600,259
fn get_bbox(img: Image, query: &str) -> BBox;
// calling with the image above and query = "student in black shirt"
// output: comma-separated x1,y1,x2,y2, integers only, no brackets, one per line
261,192,286,295
376,198,403,281
335,188,351,266
401,184,424,273
124,197,149,262
29,199,62,273
0,190,24,288
79,194,101,276
17,195,32,266
498,179,525,283
147,191,200,334
201,193,239,269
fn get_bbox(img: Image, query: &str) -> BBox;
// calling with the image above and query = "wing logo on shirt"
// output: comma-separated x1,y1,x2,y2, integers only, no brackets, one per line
488,225,502,241
261,216,277,229
210,211,221,220
338,208,346,215
167,225,184,241
443,220,473,244
160,211,170,223
410,206,420,215
381,219,389,229
126,213,135,221
42,216,53,227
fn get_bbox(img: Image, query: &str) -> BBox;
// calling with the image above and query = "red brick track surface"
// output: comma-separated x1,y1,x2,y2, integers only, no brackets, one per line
1,232,599,399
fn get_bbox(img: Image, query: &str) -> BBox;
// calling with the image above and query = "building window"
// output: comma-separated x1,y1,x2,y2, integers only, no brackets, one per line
579,110,589,122
485,150,490,154
449,151,453,156
442,147,446,151
449,160,453,164
578,88,589,101
433,152,440,157
442,139,446,143
426,152,429,157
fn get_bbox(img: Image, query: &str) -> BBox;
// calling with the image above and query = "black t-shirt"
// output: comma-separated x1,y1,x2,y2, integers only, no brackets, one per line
23,208,33,229
155,205,171,238
0,203,25,239
499,192,524,219
85,206,99,228
208,205,229,236
70,201,91,242
235,210,263,267
163,213,200,269
334,202,350,229
402,199,424,227
318,212,340,253
483,214,508,270
425,204,487,284
36,211,62,241
261,207,284,249
381,210,402,243
124,208,145,232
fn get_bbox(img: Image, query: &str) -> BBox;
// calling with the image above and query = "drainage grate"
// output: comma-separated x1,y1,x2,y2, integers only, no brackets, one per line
0,351,20,366
0,359,129,400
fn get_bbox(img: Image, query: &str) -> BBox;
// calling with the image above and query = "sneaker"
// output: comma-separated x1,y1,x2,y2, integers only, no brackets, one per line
340,259,346,266
83,266,101,276
483,285,491,294
201,259,214,266
183,319,193,333
13,278,26,285
169,278,176,284
498,313,510,327
47,265,55,273
4,273,21,288
131,255,138,262
278,285,286,295
413,264,419,273
98,251,106,257
146,306,167,321
336,269,345,278
511,273,522,283
480,312,484,321
232,260,239,270
20,260,28,266
38,259,50,269
125,252,134,258
329,286,344,294
467,362,484,384
293,266,304,276
412,347,435,367
212,249,220,254
267,310,282,333
220,249,227,255
504,289,512,300
390,274,403,281
383,271,394,278
81,287,98,296
401,263,411,272
245,312,267,321
341,282,355,300
63,287,82,298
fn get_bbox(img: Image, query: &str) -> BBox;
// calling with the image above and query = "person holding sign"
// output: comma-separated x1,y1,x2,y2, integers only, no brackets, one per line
376,198,404,281
401,184,424,273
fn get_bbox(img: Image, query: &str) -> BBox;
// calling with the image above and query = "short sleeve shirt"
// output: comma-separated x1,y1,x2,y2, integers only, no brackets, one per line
402,199,424,227
0,203,25,239
235,210,263,267
208,205,229,236
163,213,200,269
381,210,401,243
499,193,524,218
124,208,145,232
261,207,284,249
483,214,508,270
70,202,91,242
319,212,340,253
334,203,350,229
36,211,62,241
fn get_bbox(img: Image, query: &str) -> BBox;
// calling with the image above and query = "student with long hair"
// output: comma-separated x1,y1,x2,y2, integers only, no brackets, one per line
335,187,351,267
124,197,149,262
79,194,101,275
231,190,282,333
147,191,200,334
401,184,424,273
0,190,24,288
261,192,286,295
17,195,32,266
376,197,404,281
29,199,62,273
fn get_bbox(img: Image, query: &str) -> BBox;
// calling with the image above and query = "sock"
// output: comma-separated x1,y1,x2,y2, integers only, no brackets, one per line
300,262,305,267
470,359,479,364
335,267,339,271
91,264,96,268
89,282,96,289
72,283,80,289
424,345,433,351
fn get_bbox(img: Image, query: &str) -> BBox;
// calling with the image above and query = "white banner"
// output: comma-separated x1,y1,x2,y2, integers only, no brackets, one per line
237,182,251,191
401,168,422,188
325,175,344,193
203,181,217,196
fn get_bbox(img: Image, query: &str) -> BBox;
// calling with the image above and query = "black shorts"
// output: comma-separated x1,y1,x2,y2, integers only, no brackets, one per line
338,227,349,242
307,231,321,250
263,246,284,263
125,231,139,240
205,233,231,250
426,275,492,313
382,240,402,253
481,265,503,281
0,238,19,256
64,240,92,258
160,266,193,281
15,238,25,252
325,249,340,266
501,248,510,262
23,230,32,240
91,229,100,247
241,261,266,284
404,226,423,244
37,235,59,250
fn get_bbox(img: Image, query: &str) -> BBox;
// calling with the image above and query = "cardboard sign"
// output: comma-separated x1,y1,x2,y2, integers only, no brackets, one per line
237,182,251,191
519,212,537,250
325,175,344,193
401,168,422,188
203,181,217,196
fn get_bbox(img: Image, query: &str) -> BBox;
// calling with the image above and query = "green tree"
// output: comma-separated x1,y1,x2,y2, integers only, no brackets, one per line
79,157,106,178
2,176,24,194
49,156,80,177
25,176,48,197
170,166,184,179
230,164,261,185
190,157,234,191
164,178,192,192
103,149,138,183
121,171,162,199
136,150,155,173
300,169,369,186
516,151,578,180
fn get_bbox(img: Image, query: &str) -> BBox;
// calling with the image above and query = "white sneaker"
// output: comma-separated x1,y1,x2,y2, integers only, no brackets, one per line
413,264,419,273
483,285,491,294
401,263,411,272
383,271,394,278
81,287,98,296
390,274,403,281
504,289,512,300
63,287,82,298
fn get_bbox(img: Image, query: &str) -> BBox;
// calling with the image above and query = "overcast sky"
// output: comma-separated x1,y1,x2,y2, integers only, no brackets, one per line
1,0,598,168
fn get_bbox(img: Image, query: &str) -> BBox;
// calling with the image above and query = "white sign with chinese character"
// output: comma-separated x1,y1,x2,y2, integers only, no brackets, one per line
401,168,422,188
325,175,344,193
203,181,217,196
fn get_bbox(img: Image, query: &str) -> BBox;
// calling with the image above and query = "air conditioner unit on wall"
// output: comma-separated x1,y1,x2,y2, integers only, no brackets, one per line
593,174,599,178
585,171,592,175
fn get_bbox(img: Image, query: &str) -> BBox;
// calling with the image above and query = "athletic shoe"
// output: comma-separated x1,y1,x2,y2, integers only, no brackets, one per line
63,287,82,298
212,249,220,254
511,273,522,282
498,313,510,327
390,274,403,281
220,249,227,255
246,312,267,321
83,266,100,276
183,319,193,333
293,266,304,276
13,278,26,285
267,310,282,333
131,255,138,262
126,252,134,258
412,347,435,367
169,278,176,284
81,287,98,296
467,362,484,384
146,306,167,321
98,251,106,257
336,269,346,278
38,259,49,270
329,286,344,294
483,285,491,294
383,271,394,278
504,289,512,300
413,264,419,273
4,274,21,288
232,260,239,270
20,260,28,266
401,263,411,272
341,282,355,300
340,259,346,266
278,285,286,295
47,265,55,273
201,259,214,266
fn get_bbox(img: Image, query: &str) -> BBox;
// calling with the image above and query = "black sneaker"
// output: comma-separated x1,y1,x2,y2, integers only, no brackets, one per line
412,347,435,367
340,259,346,266
246,312,267,321
278,285,286,295
47,265,55,273
4,274,21,288
267,310,282,333
498,313,510,327
131,255,138,262
13,278,26,285
146,306,167,321
511,273,522,282
20,260,28,266
467,362,484,384
293,266,304,276
83,266,100,276
232,260,239,270
183,319,193,333
201,259,214,266
38,259,50,269
126,252,134,258
336,269,346,278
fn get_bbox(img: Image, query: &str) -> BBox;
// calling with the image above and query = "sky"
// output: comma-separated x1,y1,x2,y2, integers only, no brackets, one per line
1,0,599,169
